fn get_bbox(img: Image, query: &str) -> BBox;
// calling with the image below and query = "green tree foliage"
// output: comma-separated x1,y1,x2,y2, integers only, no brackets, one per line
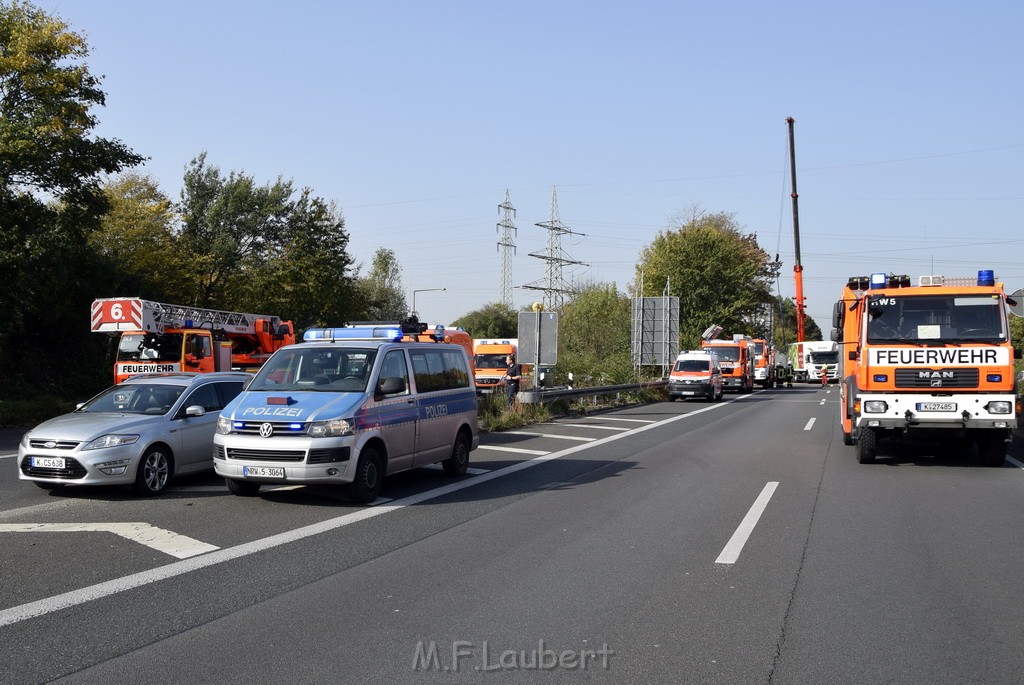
90,173,190,300
451,302,518,338
176,153,358,328
635,208,778,348
0,1,142,396
770,295,824,349
355,248,408,322
557,282,634,385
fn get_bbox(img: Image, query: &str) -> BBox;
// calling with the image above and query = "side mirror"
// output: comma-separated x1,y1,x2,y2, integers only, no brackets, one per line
184,405,206,417
832,300,845,330
378,376,405,396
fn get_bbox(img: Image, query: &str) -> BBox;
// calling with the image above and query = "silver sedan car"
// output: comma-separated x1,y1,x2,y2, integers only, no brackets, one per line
18,372,249,496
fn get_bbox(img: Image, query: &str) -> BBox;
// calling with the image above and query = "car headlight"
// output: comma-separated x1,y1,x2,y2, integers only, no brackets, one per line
83,434,140,450
863,400,888,413
307,419,353,438
21,432,31,448
216,415,233,435
985,401,1012,415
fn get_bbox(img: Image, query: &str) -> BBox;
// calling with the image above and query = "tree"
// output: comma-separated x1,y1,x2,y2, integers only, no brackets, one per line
558,282,634,384
0,1,143,394
355,248,407,322
90,173,190,300
450,302,518,339
634,207,778,348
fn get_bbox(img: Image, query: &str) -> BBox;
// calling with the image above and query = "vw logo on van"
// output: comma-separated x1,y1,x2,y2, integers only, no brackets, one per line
259,423,274,438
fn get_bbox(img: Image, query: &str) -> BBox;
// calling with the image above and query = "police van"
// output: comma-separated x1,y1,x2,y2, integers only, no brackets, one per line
214,322,479,503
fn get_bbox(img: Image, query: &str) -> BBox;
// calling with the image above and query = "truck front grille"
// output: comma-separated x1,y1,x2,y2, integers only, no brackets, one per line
894,368,980,389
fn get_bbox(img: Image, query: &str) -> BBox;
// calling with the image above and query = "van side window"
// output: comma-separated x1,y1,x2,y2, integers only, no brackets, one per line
441,350,470,388
379,350,410,395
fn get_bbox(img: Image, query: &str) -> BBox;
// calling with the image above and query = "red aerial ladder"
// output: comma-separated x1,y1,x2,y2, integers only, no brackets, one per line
787,117,806,343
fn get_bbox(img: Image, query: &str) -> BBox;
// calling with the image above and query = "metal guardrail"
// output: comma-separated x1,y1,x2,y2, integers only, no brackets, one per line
518,379,668,404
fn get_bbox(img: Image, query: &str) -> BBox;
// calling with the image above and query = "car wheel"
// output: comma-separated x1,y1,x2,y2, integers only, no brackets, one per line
856,427,877,464
34,482,64,491
133,446,172,496
442,433,470,476
348,446,383,504
226,478,262,496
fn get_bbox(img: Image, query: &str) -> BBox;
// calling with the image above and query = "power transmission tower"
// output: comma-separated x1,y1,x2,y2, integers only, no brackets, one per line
522,187,587,311
497,189,517,308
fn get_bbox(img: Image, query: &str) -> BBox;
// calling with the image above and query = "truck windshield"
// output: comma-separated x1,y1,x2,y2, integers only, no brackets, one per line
248,347,377,392
866,294,1005,343
117,333,183,363
474,354,508,370
809,351,839,364
706,346,739,362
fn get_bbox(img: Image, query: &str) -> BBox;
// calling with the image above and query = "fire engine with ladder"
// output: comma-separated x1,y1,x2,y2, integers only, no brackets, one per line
91,298,296,383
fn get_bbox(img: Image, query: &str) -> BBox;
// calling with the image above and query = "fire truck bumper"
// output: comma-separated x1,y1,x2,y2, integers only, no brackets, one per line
855,392,1017,431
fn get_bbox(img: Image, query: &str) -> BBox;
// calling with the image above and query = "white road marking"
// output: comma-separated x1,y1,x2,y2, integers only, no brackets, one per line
1,453,17,460
716,482,779,565
475,445,549,456
819,399,827,405
0,399,737,628
501,431,597,442
1006,456,1023,469
592,417,656,424
540,423,629,432
0,522,218,559
803,418,816,431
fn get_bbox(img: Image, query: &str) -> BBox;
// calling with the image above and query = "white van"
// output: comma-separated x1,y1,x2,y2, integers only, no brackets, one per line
214,324,479,503
667,350,724,401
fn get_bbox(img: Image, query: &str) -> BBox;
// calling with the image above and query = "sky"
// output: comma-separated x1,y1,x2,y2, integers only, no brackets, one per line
45,0,1024,334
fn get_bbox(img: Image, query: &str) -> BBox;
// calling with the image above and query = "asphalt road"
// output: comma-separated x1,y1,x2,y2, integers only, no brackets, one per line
2,387,1023,684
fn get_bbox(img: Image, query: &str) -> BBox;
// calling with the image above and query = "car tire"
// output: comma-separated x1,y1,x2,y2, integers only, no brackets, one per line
133,446,172,496
856,427,877,464
442,433,470,476
226,478,262,496
348,446,384,504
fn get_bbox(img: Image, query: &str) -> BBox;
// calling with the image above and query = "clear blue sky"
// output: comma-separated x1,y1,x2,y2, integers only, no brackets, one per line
50,0,1024,333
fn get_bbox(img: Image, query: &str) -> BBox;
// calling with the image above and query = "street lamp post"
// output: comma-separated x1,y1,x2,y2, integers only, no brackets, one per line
411,288,446,318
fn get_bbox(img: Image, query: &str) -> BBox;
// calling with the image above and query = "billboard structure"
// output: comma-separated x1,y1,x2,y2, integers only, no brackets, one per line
631,296,679,374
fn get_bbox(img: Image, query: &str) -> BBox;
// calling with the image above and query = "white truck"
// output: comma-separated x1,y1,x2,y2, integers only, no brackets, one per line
803,340,839,383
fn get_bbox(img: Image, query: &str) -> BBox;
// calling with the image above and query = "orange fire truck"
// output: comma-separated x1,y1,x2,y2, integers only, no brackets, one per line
701,336,755,393
832,270,1021,465
750,338,776,388
91,298,295,383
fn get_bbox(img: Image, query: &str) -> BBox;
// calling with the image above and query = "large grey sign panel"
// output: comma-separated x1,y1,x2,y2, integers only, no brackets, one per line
631,297,679,366
518,312,559,366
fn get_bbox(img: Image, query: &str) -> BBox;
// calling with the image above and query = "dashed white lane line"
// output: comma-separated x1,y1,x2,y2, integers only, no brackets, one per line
803,418,816,431
500,431,596,442
539,423,630,432
715,482,779,565
594,417,657,423
476,445,550,456
0,522,218,559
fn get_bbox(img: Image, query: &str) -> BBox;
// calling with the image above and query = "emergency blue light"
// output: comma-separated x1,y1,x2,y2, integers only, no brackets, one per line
303,327,403,342
978,270,995,287
184,319,195,328
869,273,887,289
873,374,888,382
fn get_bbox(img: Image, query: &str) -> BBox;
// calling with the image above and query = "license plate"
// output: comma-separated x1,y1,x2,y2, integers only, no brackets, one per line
917,402,956,412
243,466,285,478
680,391,695,396
31,456,65,468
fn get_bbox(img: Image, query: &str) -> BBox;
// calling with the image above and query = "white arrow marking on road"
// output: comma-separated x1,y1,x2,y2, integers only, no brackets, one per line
0,523,219,559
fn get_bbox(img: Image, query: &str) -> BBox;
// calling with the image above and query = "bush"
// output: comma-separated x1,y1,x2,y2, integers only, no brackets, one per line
0,396,76,428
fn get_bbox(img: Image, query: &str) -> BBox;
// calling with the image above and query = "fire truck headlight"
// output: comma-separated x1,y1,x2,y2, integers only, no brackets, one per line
984,401,1012,415
308,419,353,438
864,400,888,414
83,434,140,450
216,416,233,435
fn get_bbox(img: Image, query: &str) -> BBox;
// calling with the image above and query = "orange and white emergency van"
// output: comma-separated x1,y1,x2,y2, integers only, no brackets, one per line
667,350,723,401
701,336,755,393
91,298,295,383
832,270,1022,465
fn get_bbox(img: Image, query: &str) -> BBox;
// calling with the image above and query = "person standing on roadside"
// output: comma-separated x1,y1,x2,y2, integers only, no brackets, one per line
503,354,522,408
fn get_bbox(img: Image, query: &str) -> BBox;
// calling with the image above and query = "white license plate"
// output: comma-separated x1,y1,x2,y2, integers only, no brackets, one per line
31,456,65,468
243,466,285,478
680,391,696,396
917,402,956,412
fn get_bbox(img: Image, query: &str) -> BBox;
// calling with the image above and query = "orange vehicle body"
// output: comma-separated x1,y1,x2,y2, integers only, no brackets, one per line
833,271,1021,465
91,298,295,383
701,337,755,393
750,338,776,388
